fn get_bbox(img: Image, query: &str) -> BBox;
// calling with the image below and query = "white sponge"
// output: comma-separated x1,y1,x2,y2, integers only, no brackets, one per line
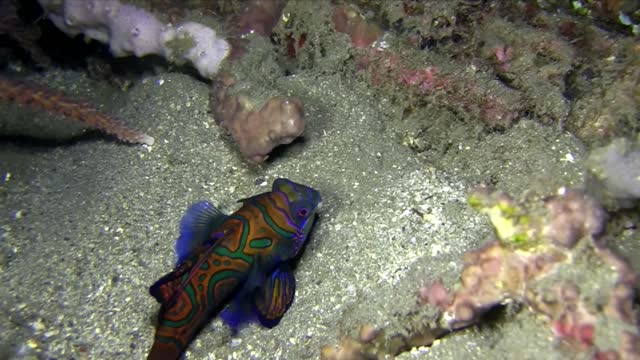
173,22,229,79
38,0,229,78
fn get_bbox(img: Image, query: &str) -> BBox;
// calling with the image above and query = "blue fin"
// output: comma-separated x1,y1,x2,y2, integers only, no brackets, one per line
175,200,227,264
253,263,296,328
220,257,269,331
220,296,255,332
220,258,296,330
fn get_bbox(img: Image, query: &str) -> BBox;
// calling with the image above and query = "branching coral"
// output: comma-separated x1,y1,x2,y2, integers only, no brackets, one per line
0,76,153,145
210,73,304,163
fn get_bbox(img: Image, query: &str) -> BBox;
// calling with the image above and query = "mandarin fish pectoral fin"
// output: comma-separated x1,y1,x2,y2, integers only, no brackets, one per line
254,263,296,328
220,259,296,331
147,178,321,360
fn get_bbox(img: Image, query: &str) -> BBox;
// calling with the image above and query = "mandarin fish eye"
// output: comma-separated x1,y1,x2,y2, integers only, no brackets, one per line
297,208,309,217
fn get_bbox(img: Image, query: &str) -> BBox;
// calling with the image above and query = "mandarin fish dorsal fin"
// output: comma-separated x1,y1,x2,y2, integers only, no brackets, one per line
254,263,296,328
175,200,227,264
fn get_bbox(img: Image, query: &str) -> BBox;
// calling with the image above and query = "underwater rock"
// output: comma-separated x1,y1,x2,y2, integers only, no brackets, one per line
230,0,287,37
332,3,383,49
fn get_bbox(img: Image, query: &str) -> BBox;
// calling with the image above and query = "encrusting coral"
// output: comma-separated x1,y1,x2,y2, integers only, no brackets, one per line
323,186,640,359
0,76,153,145
429,186,638,358
210,73,304,163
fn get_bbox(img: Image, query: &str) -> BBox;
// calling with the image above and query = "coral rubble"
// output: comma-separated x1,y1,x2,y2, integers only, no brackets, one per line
436,186,638,358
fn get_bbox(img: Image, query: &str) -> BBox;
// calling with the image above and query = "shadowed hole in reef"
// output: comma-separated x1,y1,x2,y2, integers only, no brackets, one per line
475,302,523,332
388,302,521,357
451,303,517,349
263,136,307,164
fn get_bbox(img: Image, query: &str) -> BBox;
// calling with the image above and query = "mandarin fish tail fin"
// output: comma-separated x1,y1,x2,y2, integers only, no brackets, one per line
147,338,183,360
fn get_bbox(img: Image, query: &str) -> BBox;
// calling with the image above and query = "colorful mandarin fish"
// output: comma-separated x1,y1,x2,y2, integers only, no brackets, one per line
147,178,322,360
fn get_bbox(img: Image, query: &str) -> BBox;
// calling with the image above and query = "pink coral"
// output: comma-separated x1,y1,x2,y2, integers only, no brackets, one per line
418,279,451,309
332,4,382,49
211,74,304,163
354,48,523,128
230,0,287,37
543,189,606,247
545,283,598,350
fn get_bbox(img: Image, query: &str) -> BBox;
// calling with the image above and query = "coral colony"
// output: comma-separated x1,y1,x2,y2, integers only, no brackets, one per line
322,187,640,359
36,0,308,161
37,0,229,79
211,74,305,163
2,0,235,147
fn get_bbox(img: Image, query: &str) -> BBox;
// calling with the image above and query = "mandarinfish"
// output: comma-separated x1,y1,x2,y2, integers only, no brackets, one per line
147,178,322,360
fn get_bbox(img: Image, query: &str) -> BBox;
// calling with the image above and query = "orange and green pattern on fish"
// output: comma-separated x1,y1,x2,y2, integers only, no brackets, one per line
147,179,321,360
